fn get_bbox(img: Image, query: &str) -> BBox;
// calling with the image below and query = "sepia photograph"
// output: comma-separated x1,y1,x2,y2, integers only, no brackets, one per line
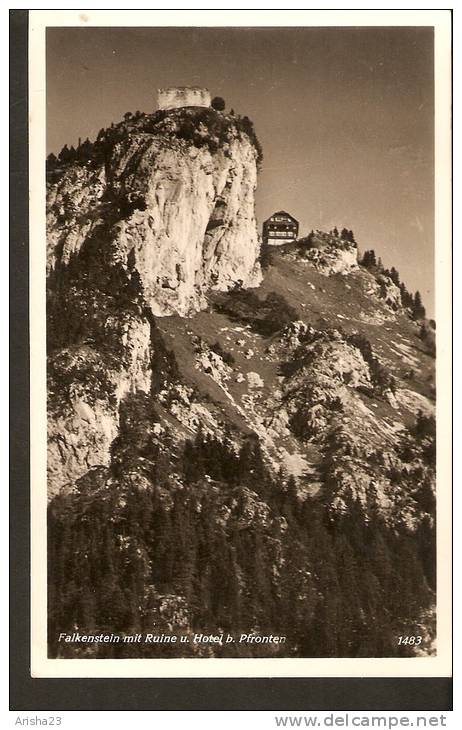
27,11,452,677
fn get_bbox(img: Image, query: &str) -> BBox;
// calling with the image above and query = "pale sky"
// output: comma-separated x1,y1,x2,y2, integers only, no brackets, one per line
47,26,434,314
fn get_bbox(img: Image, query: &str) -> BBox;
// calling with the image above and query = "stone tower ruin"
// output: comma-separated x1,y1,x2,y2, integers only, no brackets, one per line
157,86,211,111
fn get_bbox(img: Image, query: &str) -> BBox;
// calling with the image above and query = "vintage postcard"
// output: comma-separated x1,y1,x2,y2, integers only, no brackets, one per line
29,10,452,678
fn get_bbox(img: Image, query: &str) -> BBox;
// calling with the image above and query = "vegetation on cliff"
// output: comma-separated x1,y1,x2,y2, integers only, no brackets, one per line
47,106,264,177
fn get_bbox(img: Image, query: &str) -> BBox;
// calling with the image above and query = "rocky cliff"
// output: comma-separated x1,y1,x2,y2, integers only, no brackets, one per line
47,108,261,317
46,112,436,660
47,108,262,494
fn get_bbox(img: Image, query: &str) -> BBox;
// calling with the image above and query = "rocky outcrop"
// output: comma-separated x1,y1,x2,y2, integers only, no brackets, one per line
297,231,359,276
271,320,435,526
303,242,358,276
47,109,262,317
376,274,402,310
47,312,152,496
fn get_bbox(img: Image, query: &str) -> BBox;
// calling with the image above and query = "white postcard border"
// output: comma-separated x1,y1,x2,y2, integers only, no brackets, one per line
29,8,452,679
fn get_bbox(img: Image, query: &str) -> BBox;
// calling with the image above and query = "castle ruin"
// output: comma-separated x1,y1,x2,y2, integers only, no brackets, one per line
157,86,211,111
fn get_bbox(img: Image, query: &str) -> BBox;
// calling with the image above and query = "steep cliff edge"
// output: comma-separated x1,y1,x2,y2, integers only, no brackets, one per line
47,108,262,316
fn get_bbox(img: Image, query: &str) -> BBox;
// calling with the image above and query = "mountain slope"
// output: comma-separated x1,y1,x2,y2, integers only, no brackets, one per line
46,109,436,660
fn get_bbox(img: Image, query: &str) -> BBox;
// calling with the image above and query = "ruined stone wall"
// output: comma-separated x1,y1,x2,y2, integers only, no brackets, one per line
157,87,211,110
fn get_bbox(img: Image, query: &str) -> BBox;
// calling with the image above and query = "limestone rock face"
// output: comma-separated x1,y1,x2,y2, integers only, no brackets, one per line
116,138,261,315
376,274,402,310
303,241,359,276
47,120,261,317
46,164,106,271
270,321,434,526
47,314,152,496
296,231,359,276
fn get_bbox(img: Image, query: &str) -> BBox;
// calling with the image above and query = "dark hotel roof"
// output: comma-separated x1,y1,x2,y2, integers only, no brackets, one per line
264,210,298,225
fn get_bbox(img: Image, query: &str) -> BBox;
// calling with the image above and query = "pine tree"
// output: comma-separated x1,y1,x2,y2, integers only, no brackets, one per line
389,267,400,286
287,475,298,503
172,494,197,602
80,137,93,162
183,438,206,483
46,152,58,170
412,291,426,320
58,144,71,163
399,282,412,308
151,501,174,587
259,240,273,270
361,250,376,268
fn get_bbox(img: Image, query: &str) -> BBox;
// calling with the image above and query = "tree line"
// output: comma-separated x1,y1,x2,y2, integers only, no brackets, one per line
48,424,435,659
